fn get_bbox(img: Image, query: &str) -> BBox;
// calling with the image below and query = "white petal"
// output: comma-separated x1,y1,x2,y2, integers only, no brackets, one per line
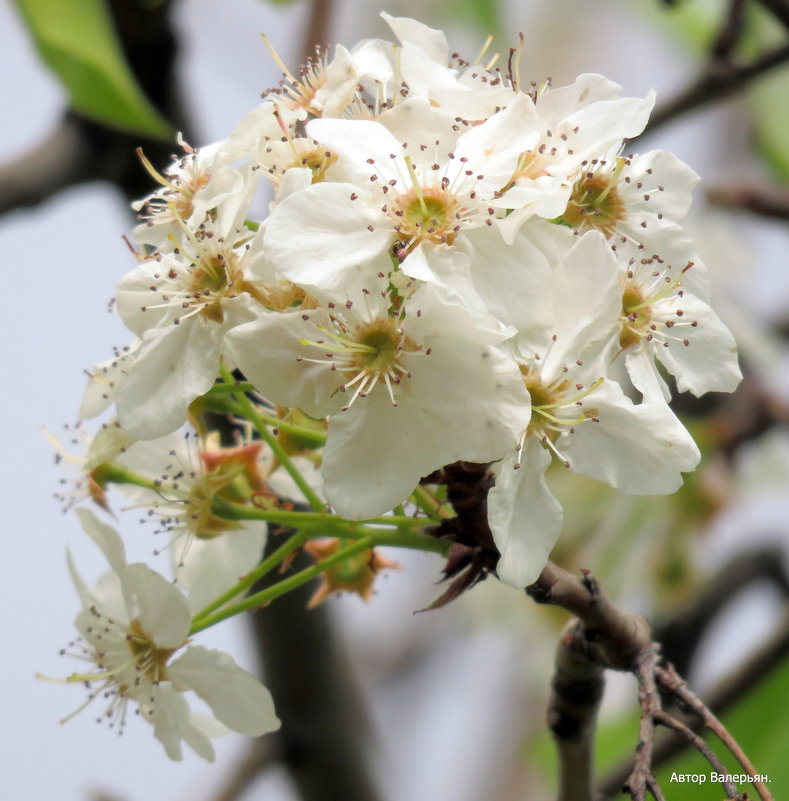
563,381,700,494
536,73,624,122
306,119,403,185
226,308,345,419
175,523,266,614
453,93,540,188
120,563,191,648
624,346,672,404
83,421,136,472
548,231,621,365
75,507,126,574
151,684,216,762
323,338,530,519
263,182,392,290
169,645,280,736
461,226,553,335
655,293,742,397
489,441,563,588
381,12,449,63
116,321,220,440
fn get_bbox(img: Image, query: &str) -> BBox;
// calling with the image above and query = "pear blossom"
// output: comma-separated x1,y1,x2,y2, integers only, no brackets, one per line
615,244,742,402
554,149,699,254
494,76,656,242
112,431,268,613
488,233,700,587
263,94,540,294
227,273,532,519
113,207,271,439
55,509,279,761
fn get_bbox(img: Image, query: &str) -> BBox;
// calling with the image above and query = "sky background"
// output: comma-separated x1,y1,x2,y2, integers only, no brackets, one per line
2,1,788,800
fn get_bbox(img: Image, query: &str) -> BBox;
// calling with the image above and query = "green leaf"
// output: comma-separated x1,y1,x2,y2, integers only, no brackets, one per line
444,0,501,38
14,0,172,139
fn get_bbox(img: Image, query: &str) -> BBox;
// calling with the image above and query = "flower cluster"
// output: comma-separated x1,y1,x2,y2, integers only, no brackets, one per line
54,13,742,758
81,12,740,585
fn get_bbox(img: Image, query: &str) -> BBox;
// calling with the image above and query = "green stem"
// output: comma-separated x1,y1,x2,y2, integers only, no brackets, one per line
92,463,155,490
219,365,325,512
189,536,376,634
253,410,326,447
191,529,309,623
212,496,425,531
410,485,450,521
204,381,258,396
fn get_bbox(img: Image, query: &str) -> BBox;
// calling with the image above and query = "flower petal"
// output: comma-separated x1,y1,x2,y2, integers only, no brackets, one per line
563,381,700,494
75,507,127,574
489,440,563,588
168,645,280,736
120,563,191,648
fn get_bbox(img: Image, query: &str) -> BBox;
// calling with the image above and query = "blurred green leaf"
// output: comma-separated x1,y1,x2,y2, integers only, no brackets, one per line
14,0,171,139
445,0,501,38
748,12,789,183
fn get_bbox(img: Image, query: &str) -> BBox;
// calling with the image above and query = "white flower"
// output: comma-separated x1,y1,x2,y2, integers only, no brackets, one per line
554,149,699,254
132,137,254,252
56,509,279,760
263,94,539,293
113,213,269,439
494,76,656,242
487,233,700,587
227,273,531,519
113,431,267,614
615,243,742,402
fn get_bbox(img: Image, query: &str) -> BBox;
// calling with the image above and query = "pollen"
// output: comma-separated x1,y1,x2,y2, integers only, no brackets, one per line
562,171,626,236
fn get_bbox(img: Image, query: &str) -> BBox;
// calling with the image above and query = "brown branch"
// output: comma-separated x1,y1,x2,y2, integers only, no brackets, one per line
642,43,789,136
753,0,789,34
707,184,789,221
624,652,661,800
299,0,336,64
599,613,789,798
657,663,775,801
651,710,739,795
526,562,774,801
547,620,606,801
711,0,748,61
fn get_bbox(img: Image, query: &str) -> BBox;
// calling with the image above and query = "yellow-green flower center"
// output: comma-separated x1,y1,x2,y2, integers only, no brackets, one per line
394,188,458,246
352,319,403,372
619,284,652,350
562,173,626,236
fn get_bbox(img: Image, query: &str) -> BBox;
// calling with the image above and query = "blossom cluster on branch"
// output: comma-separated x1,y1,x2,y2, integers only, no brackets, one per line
47,12,741,760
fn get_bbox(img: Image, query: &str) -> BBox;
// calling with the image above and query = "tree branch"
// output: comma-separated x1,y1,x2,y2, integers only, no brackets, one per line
599,613,789,798
547,619,606,801
643,42,789,135
711,0,748,62
707,184,789,222
528,562,776,801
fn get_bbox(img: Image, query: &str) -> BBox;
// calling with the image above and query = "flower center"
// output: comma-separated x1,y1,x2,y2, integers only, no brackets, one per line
126,619,178,683
619,285,652,350
562,169,626,236
352,319,402,372
516,356,603,469
393,187,459,246
290,147,338,183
